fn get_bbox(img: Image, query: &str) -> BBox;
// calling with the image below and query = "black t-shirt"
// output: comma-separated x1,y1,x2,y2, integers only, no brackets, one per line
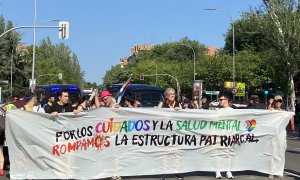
44,104,52,114
47,102,74,114
201,102,209,109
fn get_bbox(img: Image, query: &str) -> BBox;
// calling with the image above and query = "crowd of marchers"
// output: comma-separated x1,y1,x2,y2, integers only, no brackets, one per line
0,87,297,180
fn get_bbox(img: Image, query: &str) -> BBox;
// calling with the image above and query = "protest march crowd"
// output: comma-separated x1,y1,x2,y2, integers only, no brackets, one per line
0,85,297,180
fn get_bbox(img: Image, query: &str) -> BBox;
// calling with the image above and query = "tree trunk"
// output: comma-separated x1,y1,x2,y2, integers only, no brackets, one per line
289,75,296,112
263,0,295,112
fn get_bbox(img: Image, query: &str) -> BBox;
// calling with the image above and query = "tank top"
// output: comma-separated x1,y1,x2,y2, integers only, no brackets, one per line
78,104,88,111
161,101,180,109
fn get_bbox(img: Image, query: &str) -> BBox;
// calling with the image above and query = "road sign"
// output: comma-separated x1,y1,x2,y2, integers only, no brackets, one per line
235,82,245,97
0,80,8,86
205,91,219,95
224,81,233,88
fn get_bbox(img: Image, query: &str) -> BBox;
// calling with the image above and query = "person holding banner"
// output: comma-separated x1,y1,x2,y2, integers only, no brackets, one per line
269,95,295,133
267,95,288,179
215,91,234,179
44,95,56,113
0,105,5,176
100,90,120,109
158,88,182,110
88,88,101,109
0,130,4,176
158,88,183,180
47,89,77,116
100,91,121,179
76,95,91,112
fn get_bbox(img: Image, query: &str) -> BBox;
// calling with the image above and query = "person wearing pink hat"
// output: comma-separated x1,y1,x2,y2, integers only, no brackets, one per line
100,90,120,109
100,91,121,180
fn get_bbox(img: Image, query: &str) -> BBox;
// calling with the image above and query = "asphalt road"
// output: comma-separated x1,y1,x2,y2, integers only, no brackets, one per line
1,130,299,180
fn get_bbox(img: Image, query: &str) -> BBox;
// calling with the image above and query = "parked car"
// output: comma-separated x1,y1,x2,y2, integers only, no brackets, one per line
35,84,81,100
108,84,164,107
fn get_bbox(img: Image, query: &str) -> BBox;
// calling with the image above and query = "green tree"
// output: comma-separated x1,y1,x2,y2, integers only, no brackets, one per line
224,0,300,108
261,0,300,110
0,16,27,97
24,38,85,88
104,38,229,95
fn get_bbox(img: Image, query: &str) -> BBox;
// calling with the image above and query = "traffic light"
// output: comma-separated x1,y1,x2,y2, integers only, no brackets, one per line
264,89,269,95
58,73,63,80
140,73,144,80
59,21,69,39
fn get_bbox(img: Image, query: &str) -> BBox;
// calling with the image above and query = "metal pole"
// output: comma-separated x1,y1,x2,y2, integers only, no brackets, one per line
232,20,236,102
35,73,61,84
180,43,196,80
0,26,63,39
199,81,203,108
204,8,235,98
10,49,13,96
149,61,158,85
144,73,180,101
31,0,37,92
155,64,158,84
39,19,61,25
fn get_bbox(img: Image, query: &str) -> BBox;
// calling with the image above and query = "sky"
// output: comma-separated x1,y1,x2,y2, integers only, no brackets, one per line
0,0,263,85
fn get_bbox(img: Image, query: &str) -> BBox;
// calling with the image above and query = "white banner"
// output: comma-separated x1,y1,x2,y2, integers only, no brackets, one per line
6,108,293,179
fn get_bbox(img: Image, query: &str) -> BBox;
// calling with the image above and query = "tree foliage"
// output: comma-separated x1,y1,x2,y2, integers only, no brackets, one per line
223,0,300,98
103,38,266,96
24,38,85,87
0,15,86,99
0,16,27,96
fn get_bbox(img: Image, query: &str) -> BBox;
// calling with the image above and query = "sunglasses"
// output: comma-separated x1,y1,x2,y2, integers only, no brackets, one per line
275,100,283,103
219,98,227,101
103,96,109,101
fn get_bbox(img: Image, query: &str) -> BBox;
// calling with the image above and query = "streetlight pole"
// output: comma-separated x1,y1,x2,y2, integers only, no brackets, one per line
39,19,61,25
204,8,235,92
35,73,62,84
10,49,13,96
31,18,63,91
144,73,180,101
180,43,196,81
0,26,65,39
31,0,37,92
148,61,158,84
